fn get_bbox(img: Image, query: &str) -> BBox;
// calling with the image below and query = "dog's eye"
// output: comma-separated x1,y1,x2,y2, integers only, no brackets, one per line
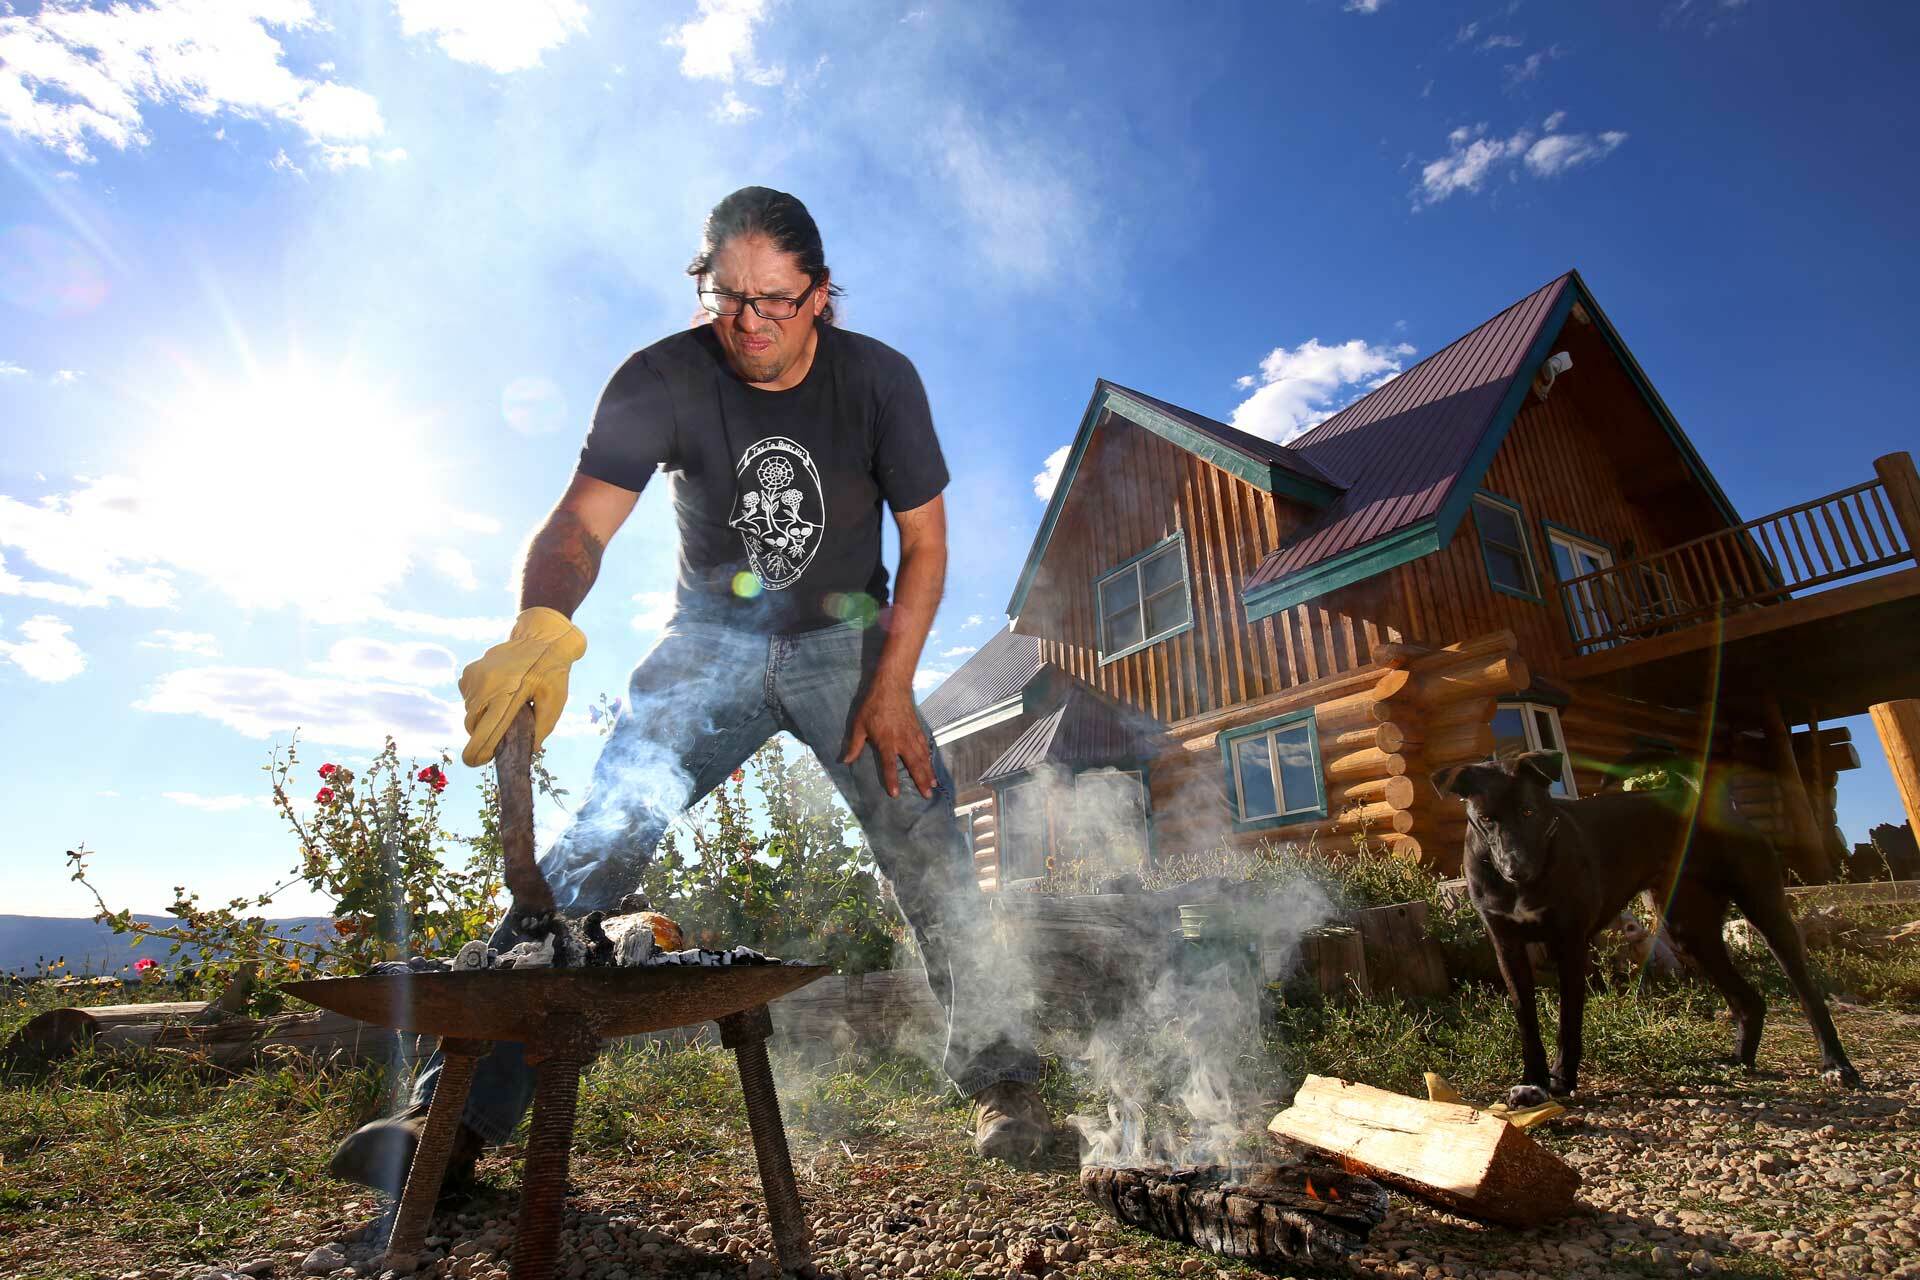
1521,807,1535,818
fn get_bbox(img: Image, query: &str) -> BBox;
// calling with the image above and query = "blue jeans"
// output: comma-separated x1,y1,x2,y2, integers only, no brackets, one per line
411,614,1041,1141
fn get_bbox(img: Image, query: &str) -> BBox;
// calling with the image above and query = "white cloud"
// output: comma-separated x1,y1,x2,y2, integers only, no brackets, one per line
1414,116,1623,205
363,605,513,644
163,790,267,813
391,0,589,74
0,0,384,164
49,369,81,385
940,645,977,659
0,369,501,626
1344,0,1387,11
142,628,221,657
713,91,759,123
666,0,772,82
934,111,1088,282
1504,45,1565,88
631,590,675,636
430,548,479,591
1229,339,1417,443
136,664,463,752
963,614,984,629
0,613,86,682
1,361,28,378
1481,33,1524,50
1454,21,1480,45
1524,130,1628,176
1032,445,1071,501
912,666,952,694
314,637,458,687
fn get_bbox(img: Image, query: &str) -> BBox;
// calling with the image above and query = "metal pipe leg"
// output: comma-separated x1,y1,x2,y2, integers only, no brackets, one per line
386,1037,490,1263
719,1004,811,1273
511,1029,597,1280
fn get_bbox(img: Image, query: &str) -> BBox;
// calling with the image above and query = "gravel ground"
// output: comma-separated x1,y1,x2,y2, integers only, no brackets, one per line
159,1008,1919,1280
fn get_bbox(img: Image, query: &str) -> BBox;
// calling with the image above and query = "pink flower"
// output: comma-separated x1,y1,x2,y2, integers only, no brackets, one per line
316,787,336,805
133,957,157,974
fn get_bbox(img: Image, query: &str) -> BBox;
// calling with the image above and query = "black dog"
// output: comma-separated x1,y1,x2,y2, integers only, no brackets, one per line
1432,751,1859,1104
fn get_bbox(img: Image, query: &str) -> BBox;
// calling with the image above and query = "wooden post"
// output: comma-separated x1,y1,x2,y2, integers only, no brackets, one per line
1762,694,1831,883
1874,452,1920,549
1870,700,1920,836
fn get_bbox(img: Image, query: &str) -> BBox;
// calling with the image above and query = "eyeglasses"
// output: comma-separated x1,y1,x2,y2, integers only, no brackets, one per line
698,277,821,320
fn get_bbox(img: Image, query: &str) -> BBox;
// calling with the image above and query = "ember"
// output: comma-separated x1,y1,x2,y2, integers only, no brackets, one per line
1079,1158,1388,1264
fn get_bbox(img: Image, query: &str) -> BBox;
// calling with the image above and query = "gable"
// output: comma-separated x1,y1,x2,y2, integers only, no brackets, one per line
1240,270,1743,621
1005,380,1343,622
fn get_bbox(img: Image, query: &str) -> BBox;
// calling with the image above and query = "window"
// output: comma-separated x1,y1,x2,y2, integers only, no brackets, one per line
1070,769,1151,870
998,781,1049,882
1097,535,1192,660
1221,711,1326,827
1545,526,1614,647
1472,494,1541,599
1490,701,1578,797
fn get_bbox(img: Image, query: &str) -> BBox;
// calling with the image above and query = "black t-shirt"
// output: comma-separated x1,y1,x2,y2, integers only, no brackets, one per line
577,324,949,634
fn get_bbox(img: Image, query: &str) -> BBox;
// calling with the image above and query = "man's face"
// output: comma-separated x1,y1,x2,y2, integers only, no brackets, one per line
704,232,827,389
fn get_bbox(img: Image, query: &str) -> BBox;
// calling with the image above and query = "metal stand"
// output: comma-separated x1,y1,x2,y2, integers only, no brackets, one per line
380,1003,811,1280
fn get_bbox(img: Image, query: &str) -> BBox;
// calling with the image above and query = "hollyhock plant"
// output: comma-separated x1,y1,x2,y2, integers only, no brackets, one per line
315,787,336,805
132,956,157,974
318,763,337,779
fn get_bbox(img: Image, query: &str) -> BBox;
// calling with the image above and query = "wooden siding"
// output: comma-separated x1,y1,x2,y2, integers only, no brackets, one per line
1015,410,1404,726
944,716,1034,801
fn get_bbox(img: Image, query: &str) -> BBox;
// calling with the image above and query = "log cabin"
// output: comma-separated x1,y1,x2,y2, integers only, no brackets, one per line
927,271,1920,889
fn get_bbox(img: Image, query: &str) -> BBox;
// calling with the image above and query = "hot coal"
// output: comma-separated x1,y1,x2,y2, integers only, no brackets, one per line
365,905,782,976
1079,1160,1388,1265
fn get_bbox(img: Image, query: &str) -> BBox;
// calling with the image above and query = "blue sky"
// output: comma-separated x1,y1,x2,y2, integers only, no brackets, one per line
3,0,1916,916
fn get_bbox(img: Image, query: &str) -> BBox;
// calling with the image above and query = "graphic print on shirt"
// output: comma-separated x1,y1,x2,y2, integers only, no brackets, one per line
728,436,825,591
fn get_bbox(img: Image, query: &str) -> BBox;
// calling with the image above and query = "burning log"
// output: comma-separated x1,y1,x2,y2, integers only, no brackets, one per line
1079,1159,1388,1265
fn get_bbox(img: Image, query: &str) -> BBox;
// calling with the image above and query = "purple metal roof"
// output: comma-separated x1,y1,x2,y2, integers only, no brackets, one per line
920,625,1044,732
1243,274,1572,593
979,682,1166,784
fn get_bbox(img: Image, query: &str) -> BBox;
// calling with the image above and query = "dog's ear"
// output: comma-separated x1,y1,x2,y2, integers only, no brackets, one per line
1515,751,1565,789
1430,763,1484,799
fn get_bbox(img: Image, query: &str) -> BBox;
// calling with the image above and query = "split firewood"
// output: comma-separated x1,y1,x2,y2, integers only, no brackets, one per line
1079,1159,1388,1264
1268,1075,1580,1228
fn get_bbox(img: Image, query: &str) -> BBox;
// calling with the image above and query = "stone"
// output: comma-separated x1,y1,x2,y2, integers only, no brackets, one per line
238,1262,276,1278
301,1247,347,1277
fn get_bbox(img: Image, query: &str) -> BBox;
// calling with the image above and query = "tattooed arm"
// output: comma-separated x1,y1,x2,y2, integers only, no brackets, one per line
519,473,640,617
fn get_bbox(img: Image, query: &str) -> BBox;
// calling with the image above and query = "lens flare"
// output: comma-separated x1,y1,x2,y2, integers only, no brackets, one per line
732,571,763,598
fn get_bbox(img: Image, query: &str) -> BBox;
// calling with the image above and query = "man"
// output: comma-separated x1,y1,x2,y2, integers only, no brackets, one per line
330,187,1050,1192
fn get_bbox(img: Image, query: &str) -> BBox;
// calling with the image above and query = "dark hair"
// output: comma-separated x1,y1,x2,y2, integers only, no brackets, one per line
686,186,843,325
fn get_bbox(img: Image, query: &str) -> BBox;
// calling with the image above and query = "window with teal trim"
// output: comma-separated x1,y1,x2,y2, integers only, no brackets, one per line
1097,536,1191,658
1472,494,1541,598
1221,712,1324,826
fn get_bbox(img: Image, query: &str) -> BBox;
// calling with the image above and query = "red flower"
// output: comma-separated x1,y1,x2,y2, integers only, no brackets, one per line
315,787,336,804
731,768,745,783
318,763,337,778
132,956,157,973
417,765,448,793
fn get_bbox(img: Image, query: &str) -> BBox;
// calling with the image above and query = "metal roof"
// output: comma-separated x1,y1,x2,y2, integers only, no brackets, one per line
1244,273,1573,594
1098,380,1345,488
919,625,1044,732
979,682,1167,784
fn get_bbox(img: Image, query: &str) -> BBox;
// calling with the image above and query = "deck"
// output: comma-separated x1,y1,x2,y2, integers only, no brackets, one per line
1561,453,1920,721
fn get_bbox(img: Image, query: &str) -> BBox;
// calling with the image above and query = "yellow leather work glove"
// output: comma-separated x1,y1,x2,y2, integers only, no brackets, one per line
458,607,588,767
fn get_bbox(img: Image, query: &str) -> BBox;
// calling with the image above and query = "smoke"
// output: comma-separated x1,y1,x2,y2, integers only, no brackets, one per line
1065,867,1336,1172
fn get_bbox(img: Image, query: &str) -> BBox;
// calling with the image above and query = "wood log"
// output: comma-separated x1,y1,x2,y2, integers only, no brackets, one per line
1079,1160,1388,1265
1423,720,1496,765
1374,832,1425,862
1333,803,1416,835
1402,630,1521,669
1287,925,1369,1001
1268,1075,1581,1228
1869,700,1920,835
1327,747,1408,782
1415,654,1530,704
10,1006,417,1069
2,1000,206,1064
1349,901,1450,999
1310,671,1413,730
1329,723,1411,755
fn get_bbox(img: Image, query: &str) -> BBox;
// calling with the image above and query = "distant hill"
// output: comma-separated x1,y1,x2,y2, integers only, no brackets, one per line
0,915,334,977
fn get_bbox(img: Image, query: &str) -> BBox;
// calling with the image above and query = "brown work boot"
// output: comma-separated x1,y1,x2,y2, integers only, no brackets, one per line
970,1080,1052,1167
328,1103,485,1196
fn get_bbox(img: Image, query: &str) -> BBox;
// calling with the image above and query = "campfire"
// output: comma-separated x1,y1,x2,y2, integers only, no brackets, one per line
1079,1157,1388,1264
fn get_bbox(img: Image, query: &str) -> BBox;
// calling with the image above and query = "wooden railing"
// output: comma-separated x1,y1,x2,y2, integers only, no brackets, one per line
1557,452,1920,656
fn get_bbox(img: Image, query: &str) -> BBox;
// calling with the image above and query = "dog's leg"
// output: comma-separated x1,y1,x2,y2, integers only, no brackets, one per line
1666,884,1767,1071
1548,928,1591,1097
1488,919,1550,1104
1730,875,1861,1088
